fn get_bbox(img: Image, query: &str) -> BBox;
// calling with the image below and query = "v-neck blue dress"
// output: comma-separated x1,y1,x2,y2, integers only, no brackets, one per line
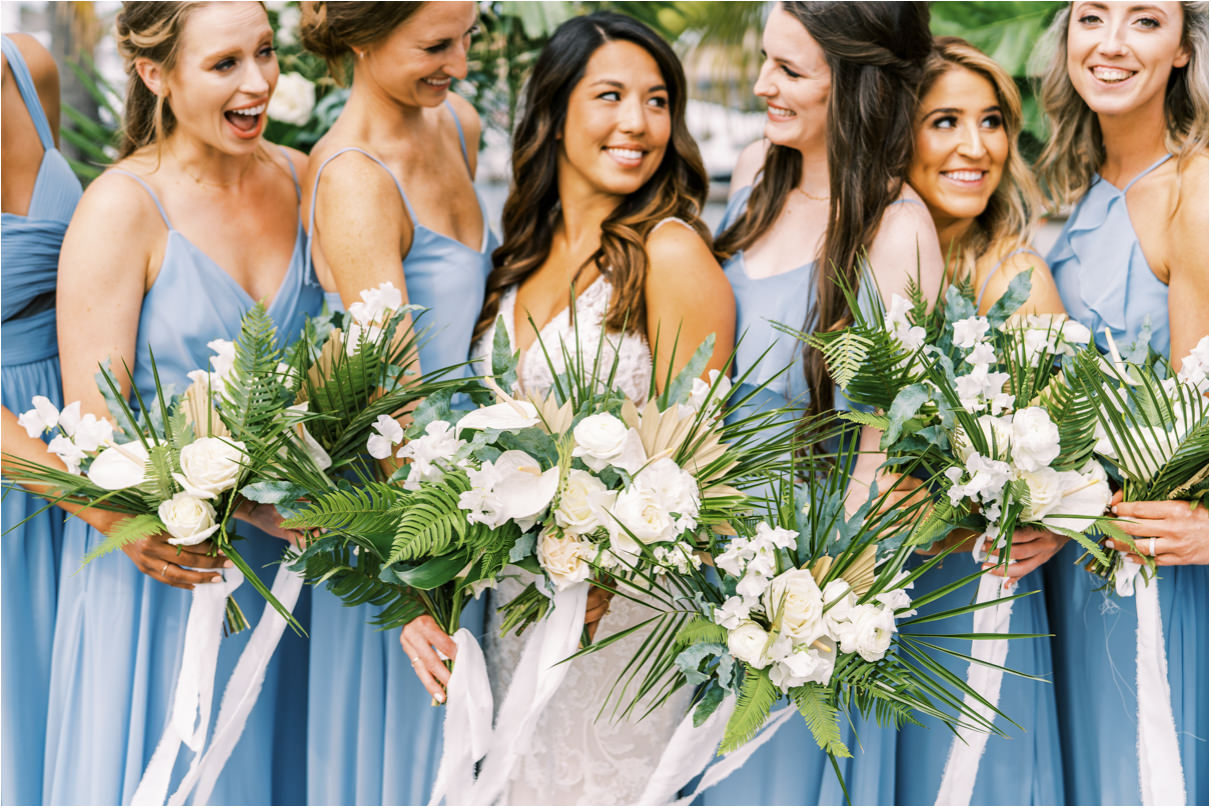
1045,154,1208,805
42,153,322,805
0,35,83,806
304,105,496,805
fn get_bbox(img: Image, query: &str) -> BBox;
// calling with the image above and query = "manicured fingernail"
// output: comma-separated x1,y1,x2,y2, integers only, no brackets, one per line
224,560,234,568
1104,540,1115,548
1111,505,1119,514
435,692,446,703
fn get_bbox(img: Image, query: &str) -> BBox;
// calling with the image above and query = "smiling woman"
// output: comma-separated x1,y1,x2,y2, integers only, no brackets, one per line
42,2,322,803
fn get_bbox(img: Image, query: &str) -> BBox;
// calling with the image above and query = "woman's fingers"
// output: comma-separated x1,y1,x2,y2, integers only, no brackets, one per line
400,616,457,702
1111,499,1189,520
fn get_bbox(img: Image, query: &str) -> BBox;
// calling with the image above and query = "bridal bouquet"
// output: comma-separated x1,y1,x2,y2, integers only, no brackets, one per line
1073,334,1209,591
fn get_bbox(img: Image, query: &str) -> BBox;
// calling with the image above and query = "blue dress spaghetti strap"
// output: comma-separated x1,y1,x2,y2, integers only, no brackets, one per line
0,35,83,807
42,152,322,805
304,104,496,805
695,187,893,806
1045,153,1209,805
893,244,1063,806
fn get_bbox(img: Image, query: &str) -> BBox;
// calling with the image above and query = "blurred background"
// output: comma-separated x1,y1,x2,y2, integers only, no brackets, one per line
2,0,1065,235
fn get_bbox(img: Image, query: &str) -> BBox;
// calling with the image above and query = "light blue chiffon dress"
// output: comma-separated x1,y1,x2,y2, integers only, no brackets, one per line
1045,154,1209,805
42,155,322,805
893,248,1063,806
304,107,495,805
0,35,83,806
696,186,894,806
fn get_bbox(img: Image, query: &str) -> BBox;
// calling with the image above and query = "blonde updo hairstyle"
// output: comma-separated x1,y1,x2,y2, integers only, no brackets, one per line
299,1,423,84
114,1,208,158
916,37,1043,279
1037,1,1209,208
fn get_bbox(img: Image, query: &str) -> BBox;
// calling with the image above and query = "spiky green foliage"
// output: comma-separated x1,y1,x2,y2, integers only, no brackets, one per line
793,685,850,758
721,668,780,752
79,513,165,565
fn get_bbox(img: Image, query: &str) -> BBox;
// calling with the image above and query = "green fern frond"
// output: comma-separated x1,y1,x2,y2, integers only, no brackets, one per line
792,684,851,757
220,304,289,439
79,513,164,566
808,330,872,392
388,477,470,564
720,667,780,753
282,482,406,541
673,616,728,648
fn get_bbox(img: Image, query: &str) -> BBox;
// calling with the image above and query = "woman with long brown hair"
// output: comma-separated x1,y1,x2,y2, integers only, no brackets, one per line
700,3,944,804
1039,2,1208,803
469,11,732,804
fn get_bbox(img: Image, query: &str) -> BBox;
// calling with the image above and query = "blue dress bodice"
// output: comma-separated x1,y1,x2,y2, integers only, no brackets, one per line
1048,155,1172,357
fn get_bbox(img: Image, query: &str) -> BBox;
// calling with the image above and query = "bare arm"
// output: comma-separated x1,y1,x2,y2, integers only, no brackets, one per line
1168,159,1209,368
973,248,1067,317
445,92,482,180
729,140,769,199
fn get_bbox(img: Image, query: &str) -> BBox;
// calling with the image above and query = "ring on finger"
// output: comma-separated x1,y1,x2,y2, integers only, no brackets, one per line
410,656,421,665
161,562,170,577
1148,537,1157,556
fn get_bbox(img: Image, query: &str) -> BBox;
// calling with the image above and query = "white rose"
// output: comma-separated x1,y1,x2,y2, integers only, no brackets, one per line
727,620,773,668
268,72,316,126
174,437,247,499
536,527,593,590
88,440,150,490
1010,407,1061,472
459,450,559,532
158,492,220,546
764,569,827,643
572,413,648,474
769,644,836,690
555,469,609,534
609,484,676,545
821,578,856,635
837,603,896,662
456,400,540,433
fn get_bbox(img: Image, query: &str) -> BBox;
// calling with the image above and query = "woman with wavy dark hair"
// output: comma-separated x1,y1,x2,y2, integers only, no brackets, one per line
700,3,944,804
1038,2,1208,803
470,11,733,804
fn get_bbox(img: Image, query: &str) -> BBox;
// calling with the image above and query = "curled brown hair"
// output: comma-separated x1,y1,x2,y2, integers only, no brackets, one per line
473,11,712,342
715,1,932,426
114,1,207,158
300,1,424,84
915,37,1042,280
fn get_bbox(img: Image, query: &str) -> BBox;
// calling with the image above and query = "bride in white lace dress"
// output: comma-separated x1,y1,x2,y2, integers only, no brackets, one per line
465,13,733,805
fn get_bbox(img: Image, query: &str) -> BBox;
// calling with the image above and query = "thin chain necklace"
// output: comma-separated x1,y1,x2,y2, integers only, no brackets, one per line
793,185,829,202
172,150,253,189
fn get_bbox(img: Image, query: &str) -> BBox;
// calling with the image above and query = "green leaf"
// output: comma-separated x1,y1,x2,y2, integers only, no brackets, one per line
884,384,932,446
984,268,1033,327
240,480,307,505
383,551,470,590
720,667,780,753
79,513,164,566
792,684,851,757
663,334,715,407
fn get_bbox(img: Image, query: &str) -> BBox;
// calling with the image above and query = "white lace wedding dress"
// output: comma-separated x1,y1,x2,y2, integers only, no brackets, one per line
472,270,692,805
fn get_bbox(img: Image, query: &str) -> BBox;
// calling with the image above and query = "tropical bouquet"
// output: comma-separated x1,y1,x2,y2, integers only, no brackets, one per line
1073,334,1209,591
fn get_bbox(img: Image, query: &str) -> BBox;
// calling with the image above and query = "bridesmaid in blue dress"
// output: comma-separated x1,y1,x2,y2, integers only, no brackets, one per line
0,33,83,806
1037,2,1208,804
895,37,1066,805
700,3,945,804
298,3,493,803
43,3,321,803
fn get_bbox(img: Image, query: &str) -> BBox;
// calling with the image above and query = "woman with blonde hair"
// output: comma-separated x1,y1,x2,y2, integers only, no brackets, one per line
1039,2,1208,803
43,3,321,802
895,36,1065,805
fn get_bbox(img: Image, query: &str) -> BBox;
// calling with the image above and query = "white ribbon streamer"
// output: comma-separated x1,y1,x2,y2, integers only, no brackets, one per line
935,573,1015,806
130,570,244,806
428,628,494,806
1133,574,1186,805
669,704,799,806
636,694,738,805
468,581,589,805
167,564,304,806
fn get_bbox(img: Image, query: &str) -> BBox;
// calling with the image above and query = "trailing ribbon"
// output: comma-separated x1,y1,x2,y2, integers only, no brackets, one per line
935,573,1014,806
636,694,738,805
167,564,304,806
667,704,799,806
467,581,589,805
130,569,244,806
428,628,494,806
1133,574,1186,805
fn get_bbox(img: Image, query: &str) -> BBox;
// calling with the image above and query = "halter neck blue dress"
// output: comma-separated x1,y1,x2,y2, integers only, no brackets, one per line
893,245,1063,806
695,187,895,806
1045,154,1208,805
42,152,322,805
0,35,83,806
304,104,496,805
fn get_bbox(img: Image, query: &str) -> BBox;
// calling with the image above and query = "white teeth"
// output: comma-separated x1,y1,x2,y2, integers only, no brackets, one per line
768,105,795,118
607,148,643,161
230,104,265,116
1092,66,1132,82
423,77,450,86
944,170,984,182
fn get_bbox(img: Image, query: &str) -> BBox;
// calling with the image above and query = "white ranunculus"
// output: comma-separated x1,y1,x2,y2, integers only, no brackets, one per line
609,484,676,545
836,603,896,662
633,457,700,531
47,435,85,475
1010,407,1061,472
18,395,61,437
175,437,247,498
68,413,114,453
456,400,540,433
87,440,150,489
158,492,220,546
764,569,827,643
821,578,856,635
769,644,836,690
459,450,559,531
727,620,773,668
952,316,990,349
714,595,752,630
555,468,609,534
572,413,648,474
536,527,593,590
268,72,316,126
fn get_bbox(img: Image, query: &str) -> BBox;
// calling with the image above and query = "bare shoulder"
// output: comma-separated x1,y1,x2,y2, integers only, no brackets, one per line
78,161,165,226
729,139,769,197
3,33,57,90
444,92,482,144
312,145,401,207
874,188,937,251
1175,152,1208,232
274,143,310,182
646,218,716,267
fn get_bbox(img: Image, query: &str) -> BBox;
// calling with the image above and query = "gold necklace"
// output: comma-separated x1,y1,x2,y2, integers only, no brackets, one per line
172,151,253,189
793,185,829,202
